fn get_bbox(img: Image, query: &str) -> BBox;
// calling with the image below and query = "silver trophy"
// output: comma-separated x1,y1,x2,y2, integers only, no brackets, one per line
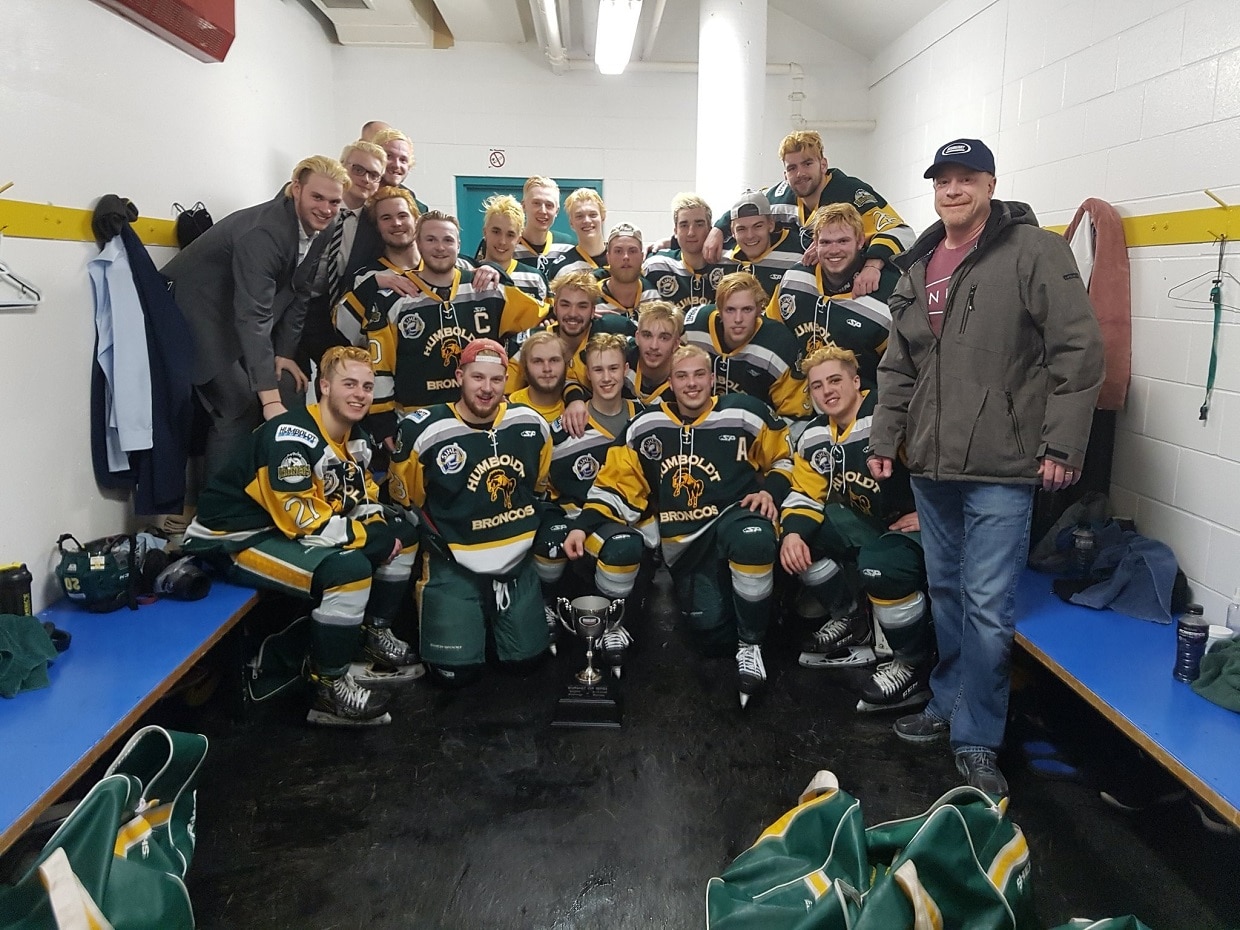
552,595,625,728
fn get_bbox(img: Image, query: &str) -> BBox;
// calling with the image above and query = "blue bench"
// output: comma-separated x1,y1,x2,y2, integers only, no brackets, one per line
1014,570,1240,828
0,583,260,856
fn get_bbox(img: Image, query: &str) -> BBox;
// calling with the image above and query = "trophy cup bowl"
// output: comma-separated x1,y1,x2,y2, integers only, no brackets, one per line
552,595,625,728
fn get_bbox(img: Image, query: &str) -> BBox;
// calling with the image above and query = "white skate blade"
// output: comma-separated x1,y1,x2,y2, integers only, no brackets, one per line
306,709,392,727
348,661,424,688
799,646,877,669
611,666,622,679
739,691,751,709
855,689,930,713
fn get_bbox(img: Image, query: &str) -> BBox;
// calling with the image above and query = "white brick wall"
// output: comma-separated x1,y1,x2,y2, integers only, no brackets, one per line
871,0,1240,619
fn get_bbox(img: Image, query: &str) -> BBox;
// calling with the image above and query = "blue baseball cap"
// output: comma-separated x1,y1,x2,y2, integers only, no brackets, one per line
924,138,996,178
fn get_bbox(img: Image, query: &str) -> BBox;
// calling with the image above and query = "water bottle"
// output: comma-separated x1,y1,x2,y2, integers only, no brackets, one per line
1226,587,1240,635
1071,524,1096,579
0,562,34,616
1173,604,1208,682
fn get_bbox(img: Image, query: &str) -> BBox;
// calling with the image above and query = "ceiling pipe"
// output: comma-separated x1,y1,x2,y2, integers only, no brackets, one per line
639,0,667,61
564,58,799,74
530,0,569,74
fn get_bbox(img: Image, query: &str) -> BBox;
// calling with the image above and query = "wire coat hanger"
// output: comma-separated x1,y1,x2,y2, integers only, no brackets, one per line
0,230,43,309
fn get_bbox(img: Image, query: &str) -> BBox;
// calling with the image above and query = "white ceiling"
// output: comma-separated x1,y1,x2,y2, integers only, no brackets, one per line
304,0,950,61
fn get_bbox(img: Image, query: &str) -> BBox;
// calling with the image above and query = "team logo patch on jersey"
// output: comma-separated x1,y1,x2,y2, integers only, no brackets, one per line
657,275,679,298
551,417,564,434
854,189,878,209
709,267,726,289
572,453,600,482
800,226,814,250
321,468,340,498
398,312,426,340
873,209,898,231
437,443,466,475
485,469,517,508
404,407,432,423
683,305,701,325
274,424,320,448
276,452,312,484
811,448,833,475
778,292,796,321
367,306,384,325
639,435,663,460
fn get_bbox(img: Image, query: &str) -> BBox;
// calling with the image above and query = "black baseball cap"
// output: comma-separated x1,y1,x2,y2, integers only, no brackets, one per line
923,138,996,178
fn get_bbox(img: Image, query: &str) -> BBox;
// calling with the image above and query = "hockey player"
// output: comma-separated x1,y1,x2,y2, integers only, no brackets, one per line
539,333,646,675
768,203,896,387
683,271,811,422
516,176,576,274
509,330,568,422
566,344,793,707
387,338,553,684
705,130,914,296
477,194,550,306
505,270,602,397
546,188,608,281
371,127,428,214
626,301,684,405
779,346,931,711
642,193,727,312
183,346,421,727
336,209,542,445
720,192,807,298
593,224,659,322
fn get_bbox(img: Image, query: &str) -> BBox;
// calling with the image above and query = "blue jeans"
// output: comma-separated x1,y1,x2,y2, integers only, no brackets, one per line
911,478,1034,753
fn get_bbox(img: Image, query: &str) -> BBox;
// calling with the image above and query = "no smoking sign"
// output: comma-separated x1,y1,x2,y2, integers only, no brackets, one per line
488,149,506,169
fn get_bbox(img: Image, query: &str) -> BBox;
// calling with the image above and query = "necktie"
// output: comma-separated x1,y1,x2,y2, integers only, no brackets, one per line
326,210,353,303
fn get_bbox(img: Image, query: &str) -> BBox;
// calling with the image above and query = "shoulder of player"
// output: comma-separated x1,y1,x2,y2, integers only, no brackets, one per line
795,416,834,455
714,392,783,428
823,170,886,210
394,404,453,451
499,402,552,438
263,409,328,454
681,303,715,329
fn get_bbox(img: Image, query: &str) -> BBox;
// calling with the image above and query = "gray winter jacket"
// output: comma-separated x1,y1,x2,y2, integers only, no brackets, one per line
870,199,1104,484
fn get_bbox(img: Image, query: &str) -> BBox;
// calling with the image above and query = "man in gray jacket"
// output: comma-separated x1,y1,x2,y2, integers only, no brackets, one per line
162,156,348,476
867,138,1104,797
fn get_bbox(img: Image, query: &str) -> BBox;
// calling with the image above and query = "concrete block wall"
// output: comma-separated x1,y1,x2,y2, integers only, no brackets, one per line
869,0,1240,619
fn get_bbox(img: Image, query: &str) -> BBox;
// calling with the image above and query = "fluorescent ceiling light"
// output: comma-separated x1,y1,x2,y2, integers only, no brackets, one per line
595,0,643,75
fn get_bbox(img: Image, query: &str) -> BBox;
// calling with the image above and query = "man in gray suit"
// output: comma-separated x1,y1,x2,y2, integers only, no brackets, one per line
162,156,348,476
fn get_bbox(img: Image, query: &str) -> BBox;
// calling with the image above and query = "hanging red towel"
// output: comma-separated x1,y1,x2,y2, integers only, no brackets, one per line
1064,199,1131,410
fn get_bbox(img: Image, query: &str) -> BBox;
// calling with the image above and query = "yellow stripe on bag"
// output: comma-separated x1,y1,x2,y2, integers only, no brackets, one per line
114,814,154,857
802,868,832,899
987,826,1030,893
757,787,839,842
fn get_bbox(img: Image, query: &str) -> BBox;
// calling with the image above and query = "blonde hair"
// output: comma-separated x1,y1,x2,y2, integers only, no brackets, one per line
523,176,560,200
551,269,603,304
415,209,460,239
801,344,859,377
779,130,825,162
670,343,712,368
340,139,387,169
372,128,415,166
671,192,713,226
564,187,605,218
584,332,629,365
809,202,864,240
636,300,684,337
319,345,373,380
482,194,526,231
285,156,349,197
713,272,766,311
520,331,567,379
366,186,419,222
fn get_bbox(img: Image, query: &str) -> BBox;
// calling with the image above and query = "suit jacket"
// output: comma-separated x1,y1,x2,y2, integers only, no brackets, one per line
298,208,384,369
162,192,325,391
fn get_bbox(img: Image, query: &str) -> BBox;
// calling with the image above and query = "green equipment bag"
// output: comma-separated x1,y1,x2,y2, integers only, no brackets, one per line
244,614,311,703
0,727,207,930
707,770,1037,930
54,534,138,613
1050,921,1154,930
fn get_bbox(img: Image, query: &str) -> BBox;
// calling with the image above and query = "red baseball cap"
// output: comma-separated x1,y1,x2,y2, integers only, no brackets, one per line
459,338,508,369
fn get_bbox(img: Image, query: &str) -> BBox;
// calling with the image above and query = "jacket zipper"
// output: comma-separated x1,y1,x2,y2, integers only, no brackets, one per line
1006,391,1025,455
957,284,978,334
930,252,980,479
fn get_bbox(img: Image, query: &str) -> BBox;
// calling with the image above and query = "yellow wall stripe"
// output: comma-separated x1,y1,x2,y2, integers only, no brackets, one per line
0,197,178,247
1044,200,1239,248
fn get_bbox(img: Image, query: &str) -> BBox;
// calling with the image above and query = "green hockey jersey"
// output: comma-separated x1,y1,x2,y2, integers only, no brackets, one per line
641,248,727,312
388,402,552,576
548,399,643,513
577,394,793,566
721,227,806,298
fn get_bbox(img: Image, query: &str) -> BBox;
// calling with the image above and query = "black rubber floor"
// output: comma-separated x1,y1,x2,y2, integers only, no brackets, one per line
179,573,1239,929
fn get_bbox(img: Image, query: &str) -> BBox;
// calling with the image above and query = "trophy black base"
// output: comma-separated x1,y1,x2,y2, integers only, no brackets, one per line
552,680,622,728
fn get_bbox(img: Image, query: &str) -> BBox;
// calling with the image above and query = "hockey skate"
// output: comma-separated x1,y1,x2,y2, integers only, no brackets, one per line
798,603,877,669
545,604,559,656
352,625,424,688
306,671,392,727
855,658,931,713
736,643,766,709
600,624,633,678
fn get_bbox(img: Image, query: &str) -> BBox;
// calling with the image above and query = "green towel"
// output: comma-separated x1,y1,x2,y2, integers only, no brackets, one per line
0,613,58,698
1192,637,1240,713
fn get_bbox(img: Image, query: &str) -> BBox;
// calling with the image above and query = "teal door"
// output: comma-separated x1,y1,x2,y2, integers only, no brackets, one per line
455,176,603,262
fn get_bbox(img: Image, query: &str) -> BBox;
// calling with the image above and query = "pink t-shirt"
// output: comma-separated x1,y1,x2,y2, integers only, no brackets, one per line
923,233,980,337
